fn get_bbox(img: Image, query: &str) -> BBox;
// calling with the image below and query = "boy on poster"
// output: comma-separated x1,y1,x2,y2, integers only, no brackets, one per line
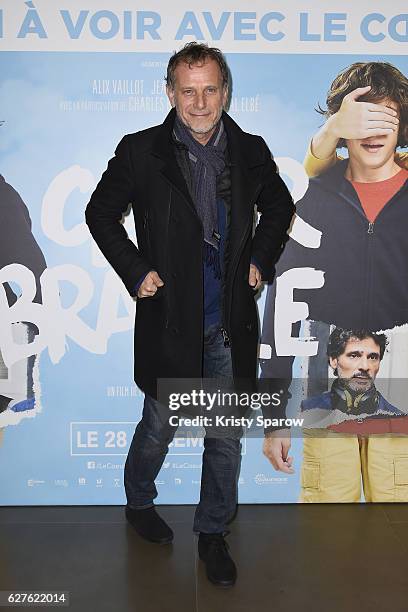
261,61,408,501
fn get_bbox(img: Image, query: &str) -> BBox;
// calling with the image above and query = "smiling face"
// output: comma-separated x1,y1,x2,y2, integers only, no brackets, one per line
166,58,228,145
346,99,400,177
330,337,381,392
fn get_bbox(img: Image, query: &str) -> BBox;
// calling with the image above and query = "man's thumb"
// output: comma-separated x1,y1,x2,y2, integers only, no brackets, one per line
347,85,371,101
151,271,164,286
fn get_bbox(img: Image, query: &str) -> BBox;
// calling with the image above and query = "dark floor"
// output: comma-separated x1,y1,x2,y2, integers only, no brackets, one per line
0,504,407,612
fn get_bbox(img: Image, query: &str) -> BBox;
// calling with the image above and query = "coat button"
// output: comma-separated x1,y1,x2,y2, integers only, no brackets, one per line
171,326,179,335
245,322,253,332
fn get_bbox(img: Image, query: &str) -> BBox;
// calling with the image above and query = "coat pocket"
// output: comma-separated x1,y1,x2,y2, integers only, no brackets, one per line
143,210,151,258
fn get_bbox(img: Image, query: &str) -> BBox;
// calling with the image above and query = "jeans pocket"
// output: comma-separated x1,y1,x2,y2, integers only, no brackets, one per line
301,461,320,489
394,457,408,485
394,457,408,501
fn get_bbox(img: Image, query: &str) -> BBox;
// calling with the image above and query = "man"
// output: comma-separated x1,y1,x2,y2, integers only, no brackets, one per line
261,61,408,474
300,328,408,502
86,43,294,586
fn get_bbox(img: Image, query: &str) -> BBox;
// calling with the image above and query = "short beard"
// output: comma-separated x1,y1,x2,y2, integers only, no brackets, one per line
343,376,374,394
177,109,223,136
188,122,218,135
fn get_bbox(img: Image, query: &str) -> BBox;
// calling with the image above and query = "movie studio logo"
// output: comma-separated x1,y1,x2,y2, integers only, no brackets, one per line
254,473,272,486
254,473,288,486
27,479,45,487
172,462,201,469
78,477,86,486
55,479,69,487
174,477,182,485
162,462,171,469
113,478,121,488
96,478,103,488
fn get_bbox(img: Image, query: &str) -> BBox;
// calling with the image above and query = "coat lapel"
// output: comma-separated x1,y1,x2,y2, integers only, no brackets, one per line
223,111,264,264
151,109,264,242
151,108,196,215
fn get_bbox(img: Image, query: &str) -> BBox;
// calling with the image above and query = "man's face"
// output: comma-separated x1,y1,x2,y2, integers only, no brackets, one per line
166,58,228,143
330,337,381,392
346,99,399,172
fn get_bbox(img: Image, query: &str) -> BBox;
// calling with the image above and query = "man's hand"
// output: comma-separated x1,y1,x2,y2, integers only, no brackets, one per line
137,270,164,298
263,429,294,474
329,86,399,140
311,86,399,160
249,263,262,291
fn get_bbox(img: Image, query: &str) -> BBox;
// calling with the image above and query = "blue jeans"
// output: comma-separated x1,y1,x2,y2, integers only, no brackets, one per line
124,323,242,533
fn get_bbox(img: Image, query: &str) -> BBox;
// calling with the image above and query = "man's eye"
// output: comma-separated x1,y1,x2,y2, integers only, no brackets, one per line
206,88,216,94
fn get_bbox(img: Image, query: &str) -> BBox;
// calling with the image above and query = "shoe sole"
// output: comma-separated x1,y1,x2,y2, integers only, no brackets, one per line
207,575,236,588
126,520,173,544
130,530,173,545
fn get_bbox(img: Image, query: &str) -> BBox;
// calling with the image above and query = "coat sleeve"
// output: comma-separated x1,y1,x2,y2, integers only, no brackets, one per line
85,135,152,297
250,138,295,283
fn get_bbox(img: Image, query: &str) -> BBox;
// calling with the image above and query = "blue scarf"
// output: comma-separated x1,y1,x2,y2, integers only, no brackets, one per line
174,117,227,278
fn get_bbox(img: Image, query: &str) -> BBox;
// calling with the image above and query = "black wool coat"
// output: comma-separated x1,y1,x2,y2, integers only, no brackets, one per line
86,109,294,398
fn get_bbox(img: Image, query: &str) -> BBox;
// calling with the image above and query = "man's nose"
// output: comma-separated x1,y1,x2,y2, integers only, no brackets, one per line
194,92,206,109
358,356,369,371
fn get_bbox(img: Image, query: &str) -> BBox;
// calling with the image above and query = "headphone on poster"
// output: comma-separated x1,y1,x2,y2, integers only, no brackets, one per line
332,383,379,413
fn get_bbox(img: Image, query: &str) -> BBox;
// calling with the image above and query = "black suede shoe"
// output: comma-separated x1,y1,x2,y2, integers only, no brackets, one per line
198,533,237,587
125,506,173,544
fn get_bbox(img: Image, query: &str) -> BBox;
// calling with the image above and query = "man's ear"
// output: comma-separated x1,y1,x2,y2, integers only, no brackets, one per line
222,85,229,108
329,356,338,371
166,85,175,108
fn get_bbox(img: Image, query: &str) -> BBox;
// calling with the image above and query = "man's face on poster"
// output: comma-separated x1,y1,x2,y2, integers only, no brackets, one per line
329,337,381,392
346,98,399,172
